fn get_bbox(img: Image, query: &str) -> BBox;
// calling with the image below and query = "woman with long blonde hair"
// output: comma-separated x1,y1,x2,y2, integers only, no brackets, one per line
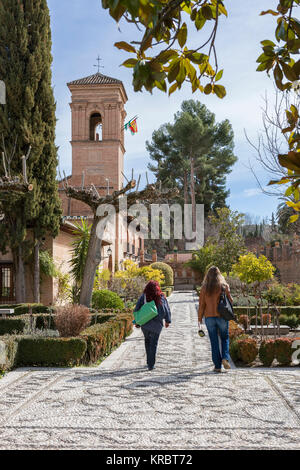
198,265,233,373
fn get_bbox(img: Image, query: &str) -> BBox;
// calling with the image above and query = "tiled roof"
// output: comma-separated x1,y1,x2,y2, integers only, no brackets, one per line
67,72,122,86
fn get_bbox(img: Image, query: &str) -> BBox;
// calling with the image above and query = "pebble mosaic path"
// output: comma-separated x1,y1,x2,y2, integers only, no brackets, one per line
0,291,299,450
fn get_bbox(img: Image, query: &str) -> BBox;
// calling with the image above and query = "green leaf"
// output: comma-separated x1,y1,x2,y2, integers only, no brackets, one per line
156,50,178,64
168,82,178,96
177,23,188,48
176,61,186,85
121,59,138,68
204,83,212,95
114,41,136,53
261,40,276,47
215,69,223,82
167,60,180,83
260,10,279,16
202,5,213,20
189,52,208,65
214,84,226,98
155,80,167,92
278,153,300,172
281,62,298,81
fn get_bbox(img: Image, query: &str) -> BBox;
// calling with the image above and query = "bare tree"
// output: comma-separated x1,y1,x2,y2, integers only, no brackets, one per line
245,88,300,199
61,173,178,307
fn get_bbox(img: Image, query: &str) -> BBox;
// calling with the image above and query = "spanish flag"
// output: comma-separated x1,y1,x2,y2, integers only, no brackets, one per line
124,116,138,135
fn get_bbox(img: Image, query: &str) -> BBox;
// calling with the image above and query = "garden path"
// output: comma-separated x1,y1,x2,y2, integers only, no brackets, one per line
0,291,299,449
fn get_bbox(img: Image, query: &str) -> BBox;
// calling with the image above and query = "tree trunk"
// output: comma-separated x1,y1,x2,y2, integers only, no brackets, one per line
79,217,102,307
14,245,26,303
190,156,196,234
33,240,40,303
183,171,189,206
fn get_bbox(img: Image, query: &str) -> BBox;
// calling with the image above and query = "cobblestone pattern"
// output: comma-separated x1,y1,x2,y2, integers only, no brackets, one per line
0,291,299,449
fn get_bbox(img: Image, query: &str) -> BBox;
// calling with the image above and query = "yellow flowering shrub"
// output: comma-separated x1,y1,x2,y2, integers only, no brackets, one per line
232,252,275,285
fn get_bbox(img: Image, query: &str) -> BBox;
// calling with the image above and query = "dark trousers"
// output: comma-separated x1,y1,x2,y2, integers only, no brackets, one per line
142,329,160,369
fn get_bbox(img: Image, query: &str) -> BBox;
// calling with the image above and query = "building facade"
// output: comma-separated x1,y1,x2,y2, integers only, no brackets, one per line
0,72,144,305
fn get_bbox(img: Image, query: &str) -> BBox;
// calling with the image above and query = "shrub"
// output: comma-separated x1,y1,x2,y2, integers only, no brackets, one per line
232,253,275,284
92,289,125,310
16,337,87,366
55,304,91,337
281,314,300,330
0,336,19,371
259,340,275,366
13,304,54,316
239,315,250,330
229,321,244,340
236,337,258,364
151,262,174,286
0,318,27,335
81,313,133,365
229,338,240,363
274,338,293,365
261,313,272,325
262,282,290,306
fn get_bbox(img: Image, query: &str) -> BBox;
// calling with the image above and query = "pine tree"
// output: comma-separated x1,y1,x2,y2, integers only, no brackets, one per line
0,0,62,302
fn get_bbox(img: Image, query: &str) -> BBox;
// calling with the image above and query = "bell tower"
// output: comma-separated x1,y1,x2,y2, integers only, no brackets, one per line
67,72,127,196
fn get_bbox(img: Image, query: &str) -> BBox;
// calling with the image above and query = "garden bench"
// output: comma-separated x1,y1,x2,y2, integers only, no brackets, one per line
0,309,14,318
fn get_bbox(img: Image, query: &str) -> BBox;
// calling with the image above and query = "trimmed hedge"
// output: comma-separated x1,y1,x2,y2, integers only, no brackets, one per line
13,305,55,316
0,311,133,370
16,337,87,366
80,313,133,365
0,318,27,335
92,290,125,310
151,262,174,286
259,339,275,367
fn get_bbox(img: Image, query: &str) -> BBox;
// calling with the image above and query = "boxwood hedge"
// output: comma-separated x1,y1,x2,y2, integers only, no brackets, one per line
16,337,87,366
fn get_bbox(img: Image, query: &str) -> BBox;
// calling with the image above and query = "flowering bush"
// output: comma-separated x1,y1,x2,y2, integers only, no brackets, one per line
274,338,293,365
236,337,258,364
259,339,275,367
55,304,91,338
114,260,164,285
232,253,275,285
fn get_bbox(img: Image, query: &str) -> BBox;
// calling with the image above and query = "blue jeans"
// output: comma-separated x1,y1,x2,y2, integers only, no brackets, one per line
205,317,230,369
142,329,160,369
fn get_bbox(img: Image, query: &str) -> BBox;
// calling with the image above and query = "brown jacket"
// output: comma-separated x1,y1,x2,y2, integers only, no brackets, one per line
198,283,233,322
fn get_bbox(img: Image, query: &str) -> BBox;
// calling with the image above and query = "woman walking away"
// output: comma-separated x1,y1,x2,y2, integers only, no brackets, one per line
198,266,233,373
134,281,171,371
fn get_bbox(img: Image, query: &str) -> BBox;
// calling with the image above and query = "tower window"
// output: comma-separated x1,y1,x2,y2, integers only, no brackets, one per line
90,112,102,141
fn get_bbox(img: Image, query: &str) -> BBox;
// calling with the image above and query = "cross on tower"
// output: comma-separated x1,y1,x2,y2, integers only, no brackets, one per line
94,55,104,73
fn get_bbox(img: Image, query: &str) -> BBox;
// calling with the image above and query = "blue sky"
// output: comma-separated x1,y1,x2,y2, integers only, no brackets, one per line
48,0,284,221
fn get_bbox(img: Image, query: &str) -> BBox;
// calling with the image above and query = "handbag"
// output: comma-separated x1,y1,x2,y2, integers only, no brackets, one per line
134,294,158,326
217,286,236,322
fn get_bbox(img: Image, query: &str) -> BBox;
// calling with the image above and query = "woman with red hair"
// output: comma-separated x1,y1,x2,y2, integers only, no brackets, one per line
134,281,171,371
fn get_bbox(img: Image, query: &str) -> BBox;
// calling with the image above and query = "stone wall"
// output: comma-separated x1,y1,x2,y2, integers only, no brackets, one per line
252,236,300,284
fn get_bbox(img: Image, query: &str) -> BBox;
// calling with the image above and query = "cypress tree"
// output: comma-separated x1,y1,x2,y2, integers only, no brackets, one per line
0,0,62,302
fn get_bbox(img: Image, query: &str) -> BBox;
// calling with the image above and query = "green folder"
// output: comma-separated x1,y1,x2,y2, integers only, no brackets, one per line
134,299,158,326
